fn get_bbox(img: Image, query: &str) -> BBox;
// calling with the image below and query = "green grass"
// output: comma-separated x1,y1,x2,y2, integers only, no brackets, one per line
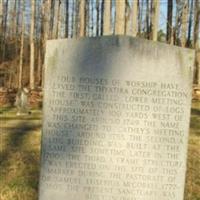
0,102,200,200
0,110,41,200
184,100,200,200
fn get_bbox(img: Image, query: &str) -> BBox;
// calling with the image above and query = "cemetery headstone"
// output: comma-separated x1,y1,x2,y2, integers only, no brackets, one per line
15,87,30,115
39,36,194,200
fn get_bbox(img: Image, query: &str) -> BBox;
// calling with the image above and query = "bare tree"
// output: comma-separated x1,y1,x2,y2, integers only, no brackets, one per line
180,0,188,47
91,0,94,36
167,0,173,44
103,0,111,35
132,0,138,37
146,0,150,39
115,0,126,35
125,0,131,35
65,0,69,38
41,0,50,87
42,0,50,43
11,0,17,41
0,0,3,60
0,0,3,27
79,0,85,37
96,0,100,36
174,0,183,45
1,0,8,62
71,0,74,37
15,0,21,58
49,0,55,39
138,0,144,35
0,0,2,31
19,0,25,88
30,0,35,90
193,0,200,50
76,0,80,37
186,0,193,47
193,0,200,84
55,0,61,38
150,0,160,41
100,0,104,35
85,0,90,36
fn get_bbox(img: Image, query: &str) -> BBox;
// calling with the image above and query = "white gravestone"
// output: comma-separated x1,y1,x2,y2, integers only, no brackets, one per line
39,36,194,200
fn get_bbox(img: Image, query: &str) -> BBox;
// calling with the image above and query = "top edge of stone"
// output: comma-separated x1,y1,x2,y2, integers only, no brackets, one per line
46,35,195,53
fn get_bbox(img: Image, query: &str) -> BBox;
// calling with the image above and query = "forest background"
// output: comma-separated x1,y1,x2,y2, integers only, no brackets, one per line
0,0,199,90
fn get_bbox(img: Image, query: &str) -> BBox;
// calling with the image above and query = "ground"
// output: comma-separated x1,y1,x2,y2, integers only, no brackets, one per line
185,100,200,200
0,102,200,200
0,109,41,200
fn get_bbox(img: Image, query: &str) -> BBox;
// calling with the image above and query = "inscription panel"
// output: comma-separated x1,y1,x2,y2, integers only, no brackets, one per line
39,36,194,200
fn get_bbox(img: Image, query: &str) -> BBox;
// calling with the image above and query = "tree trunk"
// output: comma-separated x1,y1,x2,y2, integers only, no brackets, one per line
125,0,131,35
49,0,55,39
96,0,100,36
71,0,74,37
37,44,42,86
0,0,2,31
74,0,79,37
12,0,17,41
166,0,173,44
0,0,3,62
43,0,50,44
41,0,50,88
115,0,126,35
65,0,69,38
72,0,76,37
103,0,111,35
194,0,200,50
100,0,104,35
19,0,25,89
174,0,182,45
15,0,21,57
85,0,90,36
138,1,142,35
1,0,8,62
146,0,150,39
79,0,85,37
193,0,200,84
180,1,188,47
186,0,193,47
91,0,94,36
30,0,35,90
132,0,138,37
55,0,61,38
150,0,160,41
72,0,79,37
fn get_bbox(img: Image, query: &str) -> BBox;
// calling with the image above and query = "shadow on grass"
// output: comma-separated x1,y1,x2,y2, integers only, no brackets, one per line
0,107,13,114
0,120,41,200
190,117,200,133
0,109,42,121
190,101,200,136
191,108,200,116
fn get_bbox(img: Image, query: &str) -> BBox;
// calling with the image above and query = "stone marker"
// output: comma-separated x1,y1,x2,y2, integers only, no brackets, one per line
39,36,194,200
15,88,30,115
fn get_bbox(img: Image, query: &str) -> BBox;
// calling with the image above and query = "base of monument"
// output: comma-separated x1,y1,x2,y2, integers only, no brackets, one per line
16,111,31,116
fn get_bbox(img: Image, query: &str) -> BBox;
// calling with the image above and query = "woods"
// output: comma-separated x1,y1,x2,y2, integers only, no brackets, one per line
0,0,199,89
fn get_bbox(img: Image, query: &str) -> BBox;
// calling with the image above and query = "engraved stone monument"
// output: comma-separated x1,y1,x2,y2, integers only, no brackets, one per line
39,36,194,200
